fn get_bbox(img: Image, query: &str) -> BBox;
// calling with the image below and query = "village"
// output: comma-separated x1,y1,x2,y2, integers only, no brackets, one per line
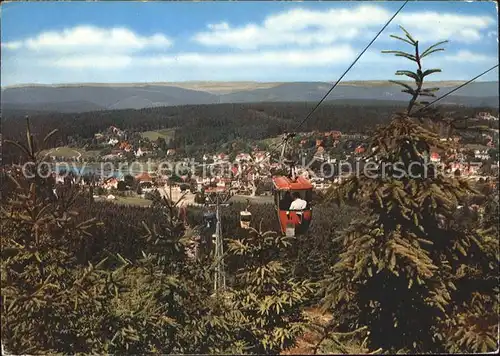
39,111,499,207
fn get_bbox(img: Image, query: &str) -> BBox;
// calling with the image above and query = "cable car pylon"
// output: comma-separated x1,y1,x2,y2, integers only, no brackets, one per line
205,187,232,295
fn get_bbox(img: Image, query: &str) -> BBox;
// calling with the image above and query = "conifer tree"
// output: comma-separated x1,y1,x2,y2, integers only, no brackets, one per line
95,193,247,354
1,120,115,354
321,27,499,353
226,225,315,354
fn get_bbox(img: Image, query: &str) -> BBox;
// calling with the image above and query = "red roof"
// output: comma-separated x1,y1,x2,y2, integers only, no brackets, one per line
272,176,313,191
135,172,152,182
205,186,229,193
355,146,365,154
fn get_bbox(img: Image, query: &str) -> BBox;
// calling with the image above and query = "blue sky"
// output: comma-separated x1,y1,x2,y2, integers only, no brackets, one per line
1,1,498,86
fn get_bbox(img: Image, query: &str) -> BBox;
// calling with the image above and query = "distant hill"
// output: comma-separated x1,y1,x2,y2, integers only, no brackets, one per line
1,85,219,112
1,101,106,113
1,81,497,113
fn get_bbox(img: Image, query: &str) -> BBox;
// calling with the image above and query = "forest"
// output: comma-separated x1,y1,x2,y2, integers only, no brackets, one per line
2,100,498,164
1,29,499,354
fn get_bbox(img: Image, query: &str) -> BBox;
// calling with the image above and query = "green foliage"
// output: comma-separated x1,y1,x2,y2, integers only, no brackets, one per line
383,26,448,115
322,29,499,353
487,147,499,161
227,227,315,354
1,119,315,355
144,188,161,202
1,122,114,354
117,180,128,191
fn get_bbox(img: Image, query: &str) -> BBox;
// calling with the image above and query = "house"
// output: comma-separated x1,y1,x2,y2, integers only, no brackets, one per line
109,126,125,136
231,165,240,177
216,178,231,188
103,177,119,190
331,130,342,139
354,145,365,155
235,153,252,163
314,146,326,160
477,112,499,121
213,153,228,162
344,133,366,140
474,149,490,161
108,138,119,146
135,172,153,183
136,148,151,157
54,173,65,184
167,148,176,156
451,162,481,176
430,152,441,163
139,181,155,192
102,153,122,160
324,131,341,138
448,162,463,174
253,151,267,163
119,141,133,152
467,163,481,175
195,176,209,190
316,139,323,147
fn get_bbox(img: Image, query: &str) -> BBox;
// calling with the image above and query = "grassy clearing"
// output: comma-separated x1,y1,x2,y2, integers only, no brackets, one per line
81,150,102,158
42,146,100,159
259,135,282,148
464,143,491,151
113,196,152,207
231,194,274,205
140,128,176,142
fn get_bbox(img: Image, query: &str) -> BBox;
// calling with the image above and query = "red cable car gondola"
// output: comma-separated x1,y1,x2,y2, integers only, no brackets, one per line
272,173,313,237
269,133,314,237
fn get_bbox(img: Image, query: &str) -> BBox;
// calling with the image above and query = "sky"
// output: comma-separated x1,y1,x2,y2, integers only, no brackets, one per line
1,1,498,86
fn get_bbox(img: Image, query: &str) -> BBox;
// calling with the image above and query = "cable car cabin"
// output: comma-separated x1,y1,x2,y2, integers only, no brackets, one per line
203,212,217,230
240,210,252,229
272,176,313,236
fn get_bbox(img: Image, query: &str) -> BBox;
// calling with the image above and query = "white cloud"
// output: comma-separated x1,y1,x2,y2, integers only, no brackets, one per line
49,55,133,69
1,26,173,53
1,41,23,50
44,45,356,69
443,50,497,63
397,12,495,43
193,5,386,49
145,45,355,67
1,4,497,85
207,22,230,31
192,5,496,49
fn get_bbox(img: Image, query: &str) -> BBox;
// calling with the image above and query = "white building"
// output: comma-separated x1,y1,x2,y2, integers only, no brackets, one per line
235,153,252,163
253,151,268,163
474,149,490,161
135,148,151,157
477,112,499,121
